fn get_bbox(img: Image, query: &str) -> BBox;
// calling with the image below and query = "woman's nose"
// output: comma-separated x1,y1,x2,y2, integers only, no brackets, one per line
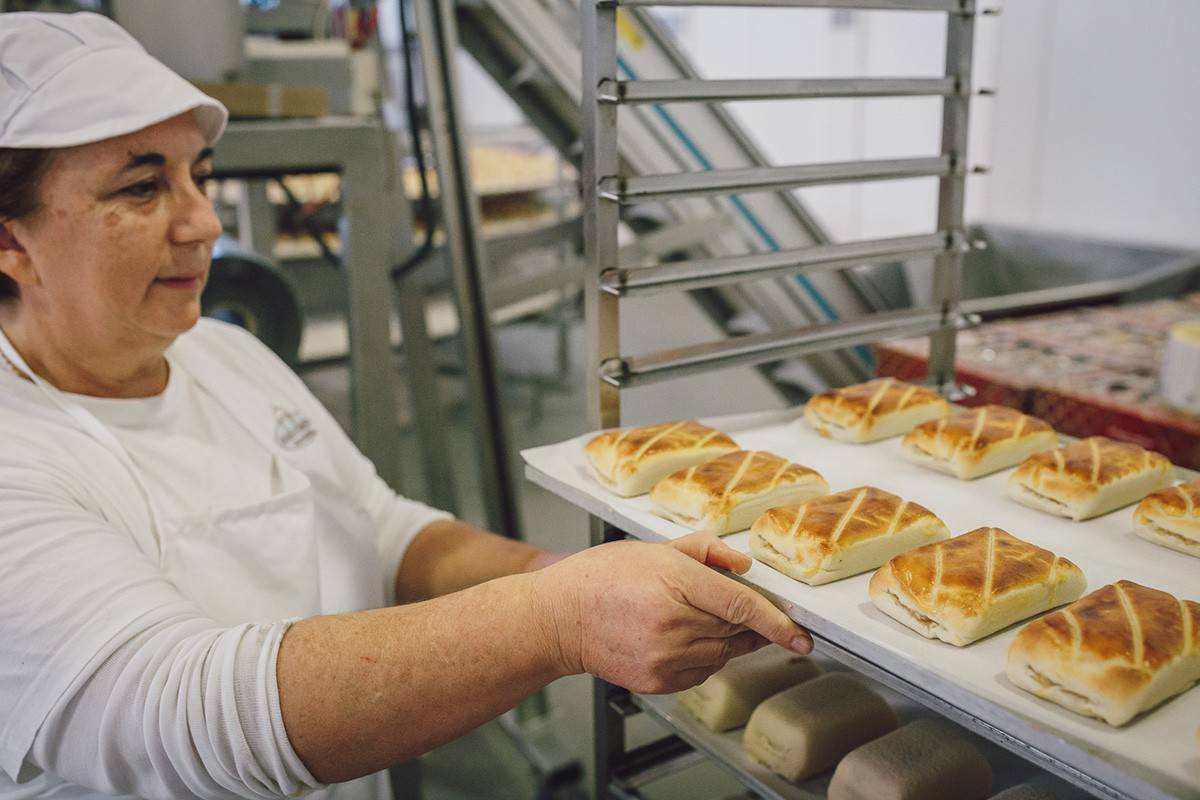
170,181,223,246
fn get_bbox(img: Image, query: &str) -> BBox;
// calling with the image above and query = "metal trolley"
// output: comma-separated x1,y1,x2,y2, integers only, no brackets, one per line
573,1,1121,798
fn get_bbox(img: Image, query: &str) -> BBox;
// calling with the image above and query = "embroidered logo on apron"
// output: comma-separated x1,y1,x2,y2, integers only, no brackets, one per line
272,405,317,450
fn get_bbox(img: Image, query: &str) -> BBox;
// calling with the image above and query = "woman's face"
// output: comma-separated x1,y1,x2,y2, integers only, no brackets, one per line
3,113,221,348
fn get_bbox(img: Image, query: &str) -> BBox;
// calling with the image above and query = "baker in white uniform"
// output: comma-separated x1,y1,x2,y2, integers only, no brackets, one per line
0,12,813,800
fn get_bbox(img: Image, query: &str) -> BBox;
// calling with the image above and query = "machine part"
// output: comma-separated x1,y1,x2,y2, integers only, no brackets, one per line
414,0,521,539
205,239,303,365
390,0,438,282
110,0,244,82
273,177,343,271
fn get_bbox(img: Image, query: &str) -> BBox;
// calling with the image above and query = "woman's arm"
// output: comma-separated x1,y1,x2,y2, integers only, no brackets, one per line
276,533,811,784
394,519,563,603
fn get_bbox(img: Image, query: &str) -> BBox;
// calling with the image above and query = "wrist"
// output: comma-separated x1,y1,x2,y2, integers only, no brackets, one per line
526,566,583,679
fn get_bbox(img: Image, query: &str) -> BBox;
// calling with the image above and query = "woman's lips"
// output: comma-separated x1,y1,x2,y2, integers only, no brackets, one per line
155,275,204,289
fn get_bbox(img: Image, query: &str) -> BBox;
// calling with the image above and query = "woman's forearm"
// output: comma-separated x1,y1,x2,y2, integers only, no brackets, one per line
276,570,564,784
395,519,557,603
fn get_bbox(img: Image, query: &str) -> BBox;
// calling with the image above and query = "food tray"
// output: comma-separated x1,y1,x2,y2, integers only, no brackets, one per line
521,408,1200,800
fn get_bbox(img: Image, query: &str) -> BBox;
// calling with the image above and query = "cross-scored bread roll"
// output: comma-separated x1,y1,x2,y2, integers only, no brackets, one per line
828,718,993,800
1008,437,1175,521
650,451,829,535
1006,580,1200,727
742,672,899,783
900,405,1057,480
675,646,820,732
583,420,739,496
804,378,949,443
750,486,949,585
1133,479,1200,557
869,527,1087,647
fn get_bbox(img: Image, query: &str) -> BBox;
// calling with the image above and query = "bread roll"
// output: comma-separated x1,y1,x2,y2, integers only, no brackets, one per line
742,672,899,783
828,718,992,800
901,405,1057,480
869,527,1087,647
650,450,828,535
1006,580,1200,726
804,378,949,443
1132,478,1200,557
750,486,949,585
584,420,738,496
675,646,820,732
1008,437,1175,521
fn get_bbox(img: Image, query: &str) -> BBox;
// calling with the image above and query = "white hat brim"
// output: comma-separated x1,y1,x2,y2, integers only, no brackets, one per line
1,45,227,149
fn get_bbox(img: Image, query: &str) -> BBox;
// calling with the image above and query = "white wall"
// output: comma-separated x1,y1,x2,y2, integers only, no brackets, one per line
984,0,1200,250
670,8,997,244
662,2,1198,252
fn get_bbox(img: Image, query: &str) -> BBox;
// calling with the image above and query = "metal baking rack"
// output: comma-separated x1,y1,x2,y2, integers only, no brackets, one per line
574,2,1160,799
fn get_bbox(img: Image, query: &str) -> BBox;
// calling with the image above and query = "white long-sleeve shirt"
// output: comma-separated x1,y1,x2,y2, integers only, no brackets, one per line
0,320,451,799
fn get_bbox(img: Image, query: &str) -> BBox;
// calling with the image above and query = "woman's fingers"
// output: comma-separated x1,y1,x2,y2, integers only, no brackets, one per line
679,560,813,655
680,629,770,670
669,532,753,574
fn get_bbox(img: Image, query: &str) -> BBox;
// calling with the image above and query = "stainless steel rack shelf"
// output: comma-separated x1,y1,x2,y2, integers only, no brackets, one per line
570,0,1150,798
599,156,955,203
602,77,960,104
601,232,953,296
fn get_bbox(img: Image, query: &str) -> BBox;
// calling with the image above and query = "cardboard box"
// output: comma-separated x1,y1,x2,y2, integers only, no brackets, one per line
192,80,328,119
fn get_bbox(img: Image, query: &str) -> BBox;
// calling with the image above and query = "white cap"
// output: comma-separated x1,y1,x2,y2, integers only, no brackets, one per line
0,11,228,149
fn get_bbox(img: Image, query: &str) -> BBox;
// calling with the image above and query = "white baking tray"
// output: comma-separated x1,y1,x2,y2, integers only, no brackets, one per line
521,408,1200,800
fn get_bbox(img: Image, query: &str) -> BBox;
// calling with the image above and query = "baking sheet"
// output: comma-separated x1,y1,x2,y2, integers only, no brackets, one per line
521,408,1200,800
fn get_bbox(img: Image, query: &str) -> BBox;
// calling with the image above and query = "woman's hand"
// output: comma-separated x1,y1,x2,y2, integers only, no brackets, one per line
532,532,813,694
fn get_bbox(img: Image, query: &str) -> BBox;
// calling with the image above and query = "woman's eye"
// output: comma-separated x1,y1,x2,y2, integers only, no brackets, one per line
193,172,214,190
123,179,161,199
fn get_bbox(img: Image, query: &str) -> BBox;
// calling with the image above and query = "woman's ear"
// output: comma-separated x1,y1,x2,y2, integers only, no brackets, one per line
0,222,37,288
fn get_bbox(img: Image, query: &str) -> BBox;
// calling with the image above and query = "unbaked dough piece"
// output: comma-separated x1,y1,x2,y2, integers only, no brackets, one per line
828,718,992,800
675,646,820,732
988,782,1068,800
741,672,899,783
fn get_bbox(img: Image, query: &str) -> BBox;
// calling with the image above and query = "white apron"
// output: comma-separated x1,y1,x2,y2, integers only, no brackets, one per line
0,328,391,800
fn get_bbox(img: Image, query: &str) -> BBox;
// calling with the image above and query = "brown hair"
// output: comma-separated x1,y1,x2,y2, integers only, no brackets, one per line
0,148,53,301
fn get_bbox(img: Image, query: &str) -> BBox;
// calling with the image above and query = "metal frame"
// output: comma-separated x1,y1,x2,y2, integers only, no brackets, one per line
581,1,996,798
415,0,522,540
213,118,411,491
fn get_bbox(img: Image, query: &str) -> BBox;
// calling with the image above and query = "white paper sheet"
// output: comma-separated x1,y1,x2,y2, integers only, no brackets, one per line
521,408,1200,800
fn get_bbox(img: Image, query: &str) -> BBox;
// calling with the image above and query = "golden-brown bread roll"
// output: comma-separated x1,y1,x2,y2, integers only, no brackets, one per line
1133,479,1200,557
750,486,949,585
869,527,1087,647
583,420,738,496
675,646,820,732
828,718,992,800
1008,437,1175,521
804,378,949,443
741,672,899,783
1006,580,1200,726
650,450,828,535
900,405,1057,480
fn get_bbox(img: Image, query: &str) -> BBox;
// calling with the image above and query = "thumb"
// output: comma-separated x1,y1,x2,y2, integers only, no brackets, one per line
668,532,753,574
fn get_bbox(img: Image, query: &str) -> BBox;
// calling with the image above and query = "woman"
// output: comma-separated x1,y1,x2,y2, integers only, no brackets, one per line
0,12,812,800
